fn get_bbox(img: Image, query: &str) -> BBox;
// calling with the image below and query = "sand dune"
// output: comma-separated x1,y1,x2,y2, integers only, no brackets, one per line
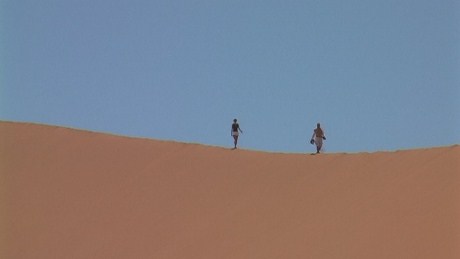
1,121,459,258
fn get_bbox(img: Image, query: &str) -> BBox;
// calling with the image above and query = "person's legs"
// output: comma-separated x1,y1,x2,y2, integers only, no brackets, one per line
315,137,323,153
232,131,239,148
234,136,238,148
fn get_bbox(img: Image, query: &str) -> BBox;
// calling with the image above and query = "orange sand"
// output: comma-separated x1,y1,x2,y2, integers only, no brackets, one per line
1,121,459,258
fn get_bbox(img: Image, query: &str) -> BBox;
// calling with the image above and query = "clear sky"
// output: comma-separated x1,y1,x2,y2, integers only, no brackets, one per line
1,0,459,153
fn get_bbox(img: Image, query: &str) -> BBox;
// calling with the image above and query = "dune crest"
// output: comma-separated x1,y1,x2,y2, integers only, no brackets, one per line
1,121,459,258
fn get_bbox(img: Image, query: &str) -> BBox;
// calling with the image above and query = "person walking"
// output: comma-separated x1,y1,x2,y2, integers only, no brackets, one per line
310,123,326,154
231,119,243,149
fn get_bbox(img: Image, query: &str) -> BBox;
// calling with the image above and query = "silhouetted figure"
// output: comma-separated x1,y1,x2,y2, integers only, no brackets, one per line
231,119,243,149
310,123,326,153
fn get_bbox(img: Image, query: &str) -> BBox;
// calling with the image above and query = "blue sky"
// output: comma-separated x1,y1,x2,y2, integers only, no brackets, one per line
1,0,459,153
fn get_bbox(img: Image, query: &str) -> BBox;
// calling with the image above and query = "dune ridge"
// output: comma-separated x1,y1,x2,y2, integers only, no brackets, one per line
1,121,459,258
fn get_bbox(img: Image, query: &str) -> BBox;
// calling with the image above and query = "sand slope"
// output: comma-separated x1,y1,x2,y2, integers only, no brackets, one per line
1,121,459,258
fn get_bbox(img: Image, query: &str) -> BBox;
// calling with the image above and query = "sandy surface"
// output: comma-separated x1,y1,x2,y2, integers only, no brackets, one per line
1,121,459,258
